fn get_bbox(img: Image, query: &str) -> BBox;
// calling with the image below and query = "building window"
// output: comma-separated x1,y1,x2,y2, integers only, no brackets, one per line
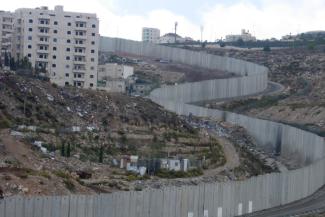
67,22,71,26
53,47,57,51
90,66,94,70
28,36,32,40
91,49,95,53
54,21,58,25
92,24,96,28
27,54,31,57
66,48,70,52
66,56,70,60
91,41,95,45
28,45,32,49
52,64,56,68
65,82,69,86
53,38,57,42
90,83,94,87
91,33,95,36
90,75,94,78
66,65,70,68
91,58,94,62
54,30,58,34
65,73,69,77
28,28,32,32
67,39,71,43
67,31,71,35
29,19,33,23
53,55,56,59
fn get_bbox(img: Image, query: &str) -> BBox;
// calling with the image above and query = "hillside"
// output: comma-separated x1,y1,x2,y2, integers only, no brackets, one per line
0,71,277,196
195,46,325,135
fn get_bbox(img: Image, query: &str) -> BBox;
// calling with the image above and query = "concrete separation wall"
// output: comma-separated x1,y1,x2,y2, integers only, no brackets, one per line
1,38,324,217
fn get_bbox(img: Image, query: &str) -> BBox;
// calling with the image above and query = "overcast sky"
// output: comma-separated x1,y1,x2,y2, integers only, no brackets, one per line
2,0,325,41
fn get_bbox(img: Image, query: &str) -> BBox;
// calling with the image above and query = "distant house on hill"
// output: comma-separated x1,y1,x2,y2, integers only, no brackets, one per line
158,33,184,44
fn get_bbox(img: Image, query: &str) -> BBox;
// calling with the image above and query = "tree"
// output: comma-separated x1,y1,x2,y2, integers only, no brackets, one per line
61,143,65,157
19,56,32,69
263,46,271,52
66,143,71,157
236,39,245,47
9,57,16,70
4,52,10,67
308,42,316,50
201,40,207,48
99,145,104,163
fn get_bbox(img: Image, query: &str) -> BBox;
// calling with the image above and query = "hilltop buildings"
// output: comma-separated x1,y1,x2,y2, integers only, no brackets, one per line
142,27,160,43
225,29,256,42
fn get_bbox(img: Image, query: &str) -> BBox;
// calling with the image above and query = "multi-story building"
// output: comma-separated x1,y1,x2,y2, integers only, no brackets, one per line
12,6,99,89
142,27,160,43
98,63,133,80
0,11,14,66
97,63,134,93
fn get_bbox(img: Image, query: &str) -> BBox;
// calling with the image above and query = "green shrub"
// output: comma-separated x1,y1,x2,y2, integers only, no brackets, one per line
263,46,271,52
156,168,203,179
54,170,70,179
39,171,51,179
0,117,11,129
63,179,76,192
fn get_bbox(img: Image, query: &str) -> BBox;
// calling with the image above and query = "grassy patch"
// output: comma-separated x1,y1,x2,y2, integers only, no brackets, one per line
220,94,289,113
54,170,70,179
156,168,203,179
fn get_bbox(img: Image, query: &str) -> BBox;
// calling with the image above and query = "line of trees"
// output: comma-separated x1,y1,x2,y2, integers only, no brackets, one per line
1,52,32,71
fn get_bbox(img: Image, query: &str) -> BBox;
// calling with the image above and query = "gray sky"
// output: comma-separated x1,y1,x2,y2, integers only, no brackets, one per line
2,0,325,41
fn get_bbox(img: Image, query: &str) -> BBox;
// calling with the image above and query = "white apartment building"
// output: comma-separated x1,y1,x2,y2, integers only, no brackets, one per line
0,11,14,66
142,27,160,43
98,63,133,80
12,6,99,89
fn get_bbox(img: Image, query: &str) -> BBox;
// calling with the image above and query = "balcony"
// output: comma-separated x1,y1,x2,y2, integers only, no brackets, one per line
2,20,13,25
38,31,49,36
36,58,49,62
37,40,50,45
2,28,13,33
73,80,85,88
74,43,86,48
37,49,49,54
75,25,87,30
2,34,12,39
38,23,50,28
74,35,87,40
73,60,86,65
2,42,11,46
73,68,86,73
74,52,86,56
73,76,86,82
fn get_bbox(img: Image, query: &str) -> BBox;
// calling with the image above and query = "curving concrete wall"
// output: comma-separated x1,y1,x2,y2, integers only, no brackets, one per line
1,38,324,217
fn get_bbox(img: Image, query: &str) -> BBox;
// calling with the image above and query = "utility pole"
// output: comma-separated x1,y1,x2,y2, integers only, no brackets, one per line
174,22,178,43
200,25,204,43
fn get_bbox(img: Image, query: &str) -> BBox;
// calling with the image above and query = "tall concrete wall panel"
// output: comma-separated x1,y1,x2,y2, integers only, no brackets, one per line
2,161,325,217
